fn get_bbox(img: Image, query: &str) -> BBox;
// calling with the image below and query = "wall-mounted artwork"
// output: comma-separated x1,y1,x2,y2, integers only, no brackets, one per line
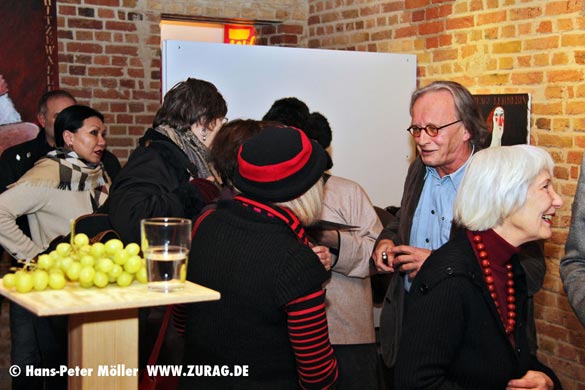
473,93,531,147
0,0,58,123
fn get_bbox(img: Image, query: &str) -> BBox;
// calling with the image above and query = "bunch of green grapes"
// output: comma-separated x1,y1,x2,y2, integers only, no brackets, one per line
2,234,148,293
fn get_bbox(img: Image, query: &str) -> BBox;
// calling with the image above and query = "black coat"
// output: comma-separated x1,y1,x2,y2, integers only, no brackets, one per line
377,157,546,366
106,128,205,244
394,231,561,390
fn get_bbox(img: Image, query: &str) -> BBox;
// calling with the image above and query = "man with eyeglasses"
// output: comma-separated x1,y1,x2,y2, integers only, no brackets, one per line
371,81,547,375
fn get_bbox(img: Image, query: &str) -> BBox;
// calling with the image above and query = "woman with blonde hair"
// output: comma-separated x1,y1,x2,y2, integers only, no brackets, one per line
182,125,338,390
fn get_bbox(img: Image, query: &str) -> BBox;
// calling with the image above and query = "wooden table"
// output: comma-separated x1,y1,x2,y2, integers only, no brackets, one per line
0,280,220,389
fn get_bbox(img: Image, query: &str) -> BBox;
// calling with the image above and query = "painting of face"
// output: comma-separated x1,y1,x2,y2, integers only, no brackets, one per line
498,170,563,246
410,90,472,177
63,116,107,165
489,106,505,148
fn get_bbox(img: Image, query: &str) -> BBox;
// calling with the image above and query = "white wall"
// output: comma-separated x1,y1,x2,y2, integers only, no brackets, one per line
162,41,416,208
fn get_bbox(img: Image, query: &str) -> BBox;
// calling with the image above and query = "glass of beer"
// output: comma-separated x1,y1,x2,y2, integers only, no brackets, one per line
140,217,191,292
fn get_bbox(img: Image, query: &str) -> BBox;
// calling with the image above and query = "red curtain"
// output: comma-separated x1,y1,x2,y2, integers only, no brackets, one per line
0,0,58,123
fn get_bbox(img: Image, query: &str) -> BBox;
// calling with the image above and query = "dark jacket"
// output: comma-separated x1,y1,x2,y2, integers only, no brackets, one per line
378,157,546,366
107,128,206,244
394,231,561,390
182,199,331,390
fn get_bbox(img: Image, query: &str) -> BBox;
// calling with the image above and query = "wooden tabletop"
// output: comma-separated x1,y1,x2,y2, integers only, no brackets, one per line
0,280,220,316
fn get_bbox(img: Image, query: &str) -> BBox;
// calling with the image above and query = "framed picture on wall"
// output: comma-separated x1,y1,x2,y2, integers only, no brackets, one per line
473,93,531,147
0,0,58,123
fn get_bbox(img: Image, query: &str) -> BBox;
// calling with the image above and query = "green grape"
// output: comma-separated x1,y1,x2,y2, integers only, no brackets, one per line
48,272,66,290
79,254,95,267
125,243,141,256
3,273,16,288
90,242,106,258
15,272,34,293
37,254,54,270
96,258,114,274
59,257,74,273
180,263,187,282
116,272,133,287
108,264,123,282
93,271,109,288
73,233,90,248
56,243,72,257
32,270,49,291
79,280,93,289
66,262,82,281
49,268,64,276
77,244,92,255
124,255,142,274
105,239,124,257
78,266,96,285
135,266,148,284
113,249,129,266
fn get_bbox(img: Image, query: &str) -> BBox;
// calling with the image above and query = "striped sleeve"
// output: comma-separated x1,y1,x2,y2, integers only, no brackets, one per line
286,289,338,390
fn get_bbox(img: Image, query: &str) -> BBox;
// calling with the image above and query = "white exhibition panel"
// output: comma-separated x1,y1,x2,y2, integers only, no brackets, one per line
162,40,416,208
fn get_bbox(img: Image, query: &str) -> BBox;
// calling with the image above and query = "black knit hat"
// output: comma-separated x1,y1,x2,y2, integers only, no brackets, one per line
234,125,328,202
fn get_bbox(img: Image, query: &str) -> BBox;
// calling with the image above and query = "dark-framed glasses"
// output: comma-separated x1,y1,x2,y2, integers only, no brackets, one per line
406,119,462,137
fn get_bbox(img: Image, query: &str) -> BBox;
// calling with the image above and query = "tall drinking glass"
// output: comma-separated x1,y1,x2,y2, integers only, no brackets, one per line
140,217,191,292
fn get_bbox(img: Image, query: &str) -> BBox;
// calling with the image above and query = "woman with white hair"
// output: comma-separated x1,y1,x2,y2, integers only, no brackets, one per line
395,145,563,390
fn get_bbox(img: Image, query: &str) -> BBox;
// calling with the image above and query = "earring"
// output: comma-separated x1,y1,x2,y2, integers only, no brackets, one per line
200,128,208,142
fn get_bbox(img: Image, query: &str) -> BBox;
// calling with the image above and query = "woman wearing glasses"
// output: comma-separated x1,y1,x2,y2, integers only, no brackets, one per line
107,77,228,244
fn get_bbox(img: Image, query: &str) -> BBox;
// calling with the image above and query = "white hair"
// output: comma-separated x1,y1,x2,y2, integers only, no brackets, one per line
453,145,554,231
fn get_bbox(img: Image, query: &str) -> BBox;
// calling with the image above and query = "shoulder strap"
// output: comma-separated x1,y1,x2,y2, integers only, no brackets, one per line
147,305,173,366
191,207,216,239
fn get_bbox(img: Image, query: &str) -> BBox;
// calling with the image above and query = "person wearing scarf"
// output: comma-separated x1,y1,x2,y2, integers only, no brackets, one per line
107,77,227,245
0,104,110,390
394,145,562,390
182,125,338,390
0,105,110,261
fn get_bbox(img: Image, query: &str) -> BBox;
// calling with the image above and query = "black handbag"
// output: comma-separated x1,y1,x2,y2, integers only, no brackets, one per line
41,213,120,256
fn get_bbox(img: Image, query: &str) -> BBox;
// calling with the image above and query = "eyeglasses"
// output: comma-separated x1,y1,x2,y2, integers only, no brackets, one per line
406,119,462,137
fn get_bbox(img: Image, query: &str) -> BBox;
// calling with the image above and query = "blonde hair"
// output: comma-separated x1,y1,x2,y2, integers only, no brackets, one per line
276,178,324,226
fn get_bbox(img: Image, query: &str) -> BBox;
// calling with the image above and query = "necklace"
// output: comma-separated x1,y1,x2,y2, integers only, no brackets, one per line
472,234,516,335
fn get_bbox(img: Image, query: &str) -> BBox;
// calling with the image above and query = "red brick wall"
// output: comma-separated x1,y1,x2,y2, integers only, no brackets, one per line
23,0,585,388
307,0,585,388
55,0,308,160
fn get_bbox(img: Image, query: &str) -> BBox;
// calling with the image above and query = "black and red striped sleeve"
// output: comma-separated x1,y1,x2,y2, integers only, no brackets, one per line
285,289,338,390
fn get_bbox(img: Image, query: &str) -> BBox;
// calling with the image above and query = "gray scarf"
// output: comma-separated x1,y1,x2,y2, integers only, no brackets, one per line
154,125,212,179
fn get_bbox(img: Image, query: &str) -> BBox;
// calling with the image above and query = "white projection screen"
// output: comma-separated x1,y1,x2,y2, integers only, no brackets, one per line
162,40,417,208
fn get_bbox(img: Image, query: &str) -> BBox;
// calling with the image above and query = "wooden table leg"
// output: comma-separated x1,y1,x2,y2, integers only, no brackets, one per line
68,308,138,390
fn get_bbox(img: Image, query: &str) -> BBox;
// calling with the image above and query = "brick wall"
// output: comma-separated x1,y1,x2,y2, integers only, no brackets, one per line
6,0,583,387
307,0,585,388
55,0,308,160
